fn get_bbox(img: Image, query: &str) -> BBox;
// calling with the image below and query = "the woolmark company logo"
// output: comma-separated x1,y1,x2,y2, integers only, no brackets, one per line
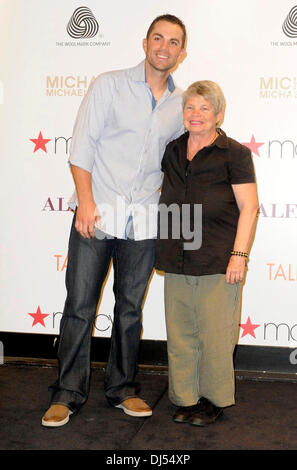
67,6,99,39
56,6,111,47
282,5,297,38
270,5,297,46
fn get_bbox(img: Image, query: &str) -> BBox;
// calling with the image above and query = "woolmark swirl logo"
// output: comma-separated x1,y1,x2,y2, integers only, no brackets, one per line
283,6,297,38
67,6,99,39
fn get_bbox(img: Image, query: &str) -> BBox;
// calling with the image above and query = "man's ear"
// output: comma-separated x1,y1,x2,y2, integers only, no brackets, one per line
142,38,147,54
178,47,186,62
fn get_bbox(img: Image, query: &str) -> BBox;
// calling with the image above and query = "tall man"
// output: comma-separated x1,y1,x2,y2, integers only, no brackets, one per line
42,14,186,427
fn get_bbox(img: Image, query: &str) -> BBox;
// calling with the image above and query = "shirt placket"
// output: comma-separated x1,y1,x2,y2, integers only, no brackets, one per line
129,85,171,240
130,116,153,239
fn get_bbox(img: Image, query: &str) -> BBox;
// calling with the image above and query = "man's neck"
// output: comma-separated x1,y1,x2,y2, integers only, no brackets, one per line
145,61,171,101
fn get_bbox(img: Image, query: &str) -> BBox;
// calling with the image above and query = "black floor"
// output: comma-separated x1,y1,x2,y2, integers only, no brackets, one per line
0,362,296,453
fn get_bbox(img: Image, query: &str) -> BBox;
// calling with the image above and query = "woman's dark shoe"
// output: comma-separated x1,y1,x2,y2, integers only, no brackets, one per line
173,404,200,423
189,397,223,426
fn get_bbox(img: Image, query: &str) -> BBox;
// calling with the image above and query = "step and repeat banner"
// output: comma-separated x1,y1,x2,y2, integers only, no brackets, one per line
0,0,297,348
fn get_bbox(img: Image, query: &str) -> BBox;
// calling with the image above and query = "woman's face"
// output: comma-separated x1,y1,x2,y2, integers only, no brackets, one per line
183,95,222,137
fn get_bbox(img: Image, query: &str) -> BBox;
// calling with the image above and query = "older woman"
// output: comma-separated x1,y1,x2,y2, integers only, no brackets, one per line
155,81,258,426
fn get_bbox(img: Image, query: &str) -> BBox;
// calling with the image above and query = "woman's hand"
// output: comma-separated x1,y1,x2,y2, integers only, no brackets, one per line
225,255,246,284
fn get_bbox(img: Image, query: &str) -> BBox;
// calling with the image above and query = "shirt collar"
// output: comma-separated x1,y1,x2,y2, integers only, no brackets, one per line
167,74,175,92
214,129,229,149
129,60,176,92
181,129,229,149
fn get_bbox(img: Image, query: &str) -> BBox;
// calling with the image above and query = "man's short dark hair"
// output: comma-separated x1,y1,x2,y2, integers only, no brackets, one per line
146,14,187,48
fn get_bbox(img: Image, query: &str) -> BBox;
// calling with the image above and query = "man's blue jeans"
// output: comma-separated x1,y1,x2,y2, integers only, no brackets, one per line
48,215,155,412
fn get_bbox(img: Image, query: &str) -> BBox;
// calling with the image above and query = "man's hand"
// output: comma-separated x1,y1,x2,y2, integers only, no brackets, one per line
70,165,101,239
75,201,101,239
225,256,246,284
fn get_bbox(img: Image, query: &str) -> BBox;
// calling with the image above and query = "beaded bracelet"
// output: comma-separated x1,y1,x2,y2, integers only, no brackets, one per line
231,250,249,258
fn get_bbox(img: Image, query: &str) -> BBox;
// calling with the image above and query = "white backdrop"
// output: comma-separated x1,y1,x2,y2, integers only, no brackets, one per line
0,0,297,347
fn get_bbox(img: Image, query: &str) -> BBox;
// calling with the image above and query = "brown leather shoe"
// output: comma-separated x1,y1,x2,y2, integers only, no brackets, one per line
173,404,199,423
115,397,152,417
41,404,71,427
189,397,223,426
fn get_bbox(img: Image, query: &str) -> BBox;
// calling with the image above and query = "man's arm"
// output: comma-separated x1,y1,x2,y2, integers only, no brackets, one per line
71,165,100,239
68,75,112,238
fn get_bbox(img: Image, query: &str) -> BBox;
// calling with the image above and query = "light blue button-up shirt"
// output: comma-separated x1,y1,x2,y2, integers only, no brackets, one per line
68,60,184,240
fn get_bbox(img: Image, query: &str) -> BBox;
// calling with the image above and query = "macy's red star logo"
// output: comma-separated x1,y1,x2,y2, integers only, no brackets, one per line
30,131,51,153
242,135,264,156
28,306,49,327
239,316,260,338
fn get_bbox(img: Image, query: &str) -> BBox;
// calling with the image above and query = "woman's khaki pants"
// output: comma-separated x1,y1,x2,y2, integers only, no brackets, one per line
164,273,241,408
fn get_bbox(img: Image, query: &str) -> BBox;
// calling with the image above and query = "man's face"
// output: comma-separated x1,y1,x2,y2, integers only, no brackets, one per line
143,20,185,73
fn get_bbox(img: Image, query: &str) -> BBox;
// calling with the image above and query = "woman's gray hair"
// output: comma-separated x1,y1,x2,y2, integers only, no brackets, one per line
182,80,226,126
